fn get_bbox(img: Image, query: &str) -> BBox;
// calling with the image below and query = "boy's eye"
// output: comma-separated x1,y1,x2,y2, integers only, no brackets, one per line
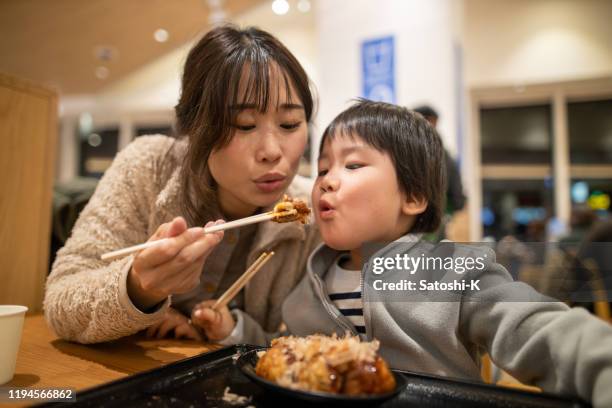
280,122,302,130
317,169,328,177
346,163,364,170
234,124,255,131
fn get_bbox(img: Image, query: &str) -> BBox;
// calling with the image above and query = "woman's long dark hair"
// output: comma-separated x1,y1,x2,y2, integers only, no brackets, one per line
174,25,314,226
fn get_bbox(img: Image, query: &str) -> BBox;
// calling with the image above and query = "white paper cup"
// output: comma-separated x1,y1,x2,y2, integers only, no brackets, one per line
0,305,28,384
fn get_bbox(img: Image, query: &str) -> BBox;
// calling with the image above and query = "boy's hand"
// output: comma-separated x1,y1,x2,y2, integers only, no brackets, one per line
146,307,203,341
191,300,235,342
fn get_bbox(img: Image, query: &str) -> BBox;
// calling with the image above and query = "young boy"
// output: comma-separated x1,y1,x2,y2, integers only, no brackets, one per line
193,100,612,407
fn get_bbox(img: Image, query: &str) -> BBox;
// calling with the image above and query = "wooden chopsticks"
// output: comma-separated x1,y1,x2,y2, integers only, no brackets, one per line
100,211,295,262
212,251,275,310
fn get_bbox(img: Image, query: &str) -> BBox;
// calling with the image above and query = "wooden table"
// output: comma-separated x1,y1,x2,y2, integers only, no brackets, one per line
2,315,221,407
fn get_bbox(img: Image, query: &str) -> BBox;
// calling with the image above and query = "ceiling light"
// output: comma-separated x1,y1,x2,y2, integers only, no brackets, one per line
154,28,169,43
206,0,226,25
208,9,226,25
297,0,310,13
272,0,289,15
88,133,102,147
79,113,93,135
95,66,109,80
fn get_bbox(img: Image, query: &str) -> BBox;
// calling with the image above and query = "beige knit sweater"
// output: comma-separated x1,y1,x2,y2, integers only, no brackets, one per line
44,135,320,344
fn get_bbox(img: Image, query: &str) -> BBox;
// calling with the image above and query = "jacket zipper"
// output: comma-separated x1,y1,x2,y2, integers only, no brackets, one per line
360,262,372,341
311,272,358,335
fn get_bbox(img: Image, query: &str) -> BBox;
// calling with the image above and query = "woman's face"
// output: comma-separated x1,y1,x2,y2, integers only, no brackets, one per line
208,68,308,219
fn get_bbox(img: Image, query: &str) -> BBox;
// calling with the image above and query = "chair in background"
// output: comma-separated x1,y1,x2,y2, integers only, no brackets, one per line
49,178,98,271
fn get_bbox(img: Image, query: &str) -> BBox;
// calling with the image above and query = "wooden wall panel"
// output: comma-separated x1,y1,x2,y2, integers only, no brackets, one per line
0,73,57,312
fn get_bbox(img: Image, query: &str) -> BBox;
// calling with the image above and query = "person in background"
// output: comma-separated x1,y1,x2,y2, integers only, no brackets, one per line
44,25,319,344
560,205,598,248
413,105,465,216
570,218,612,314
540,206,598,304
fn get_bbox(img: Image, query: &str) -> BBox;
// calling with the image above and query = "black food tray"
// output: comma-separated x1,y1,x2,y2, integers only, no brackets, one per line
39,344,589,408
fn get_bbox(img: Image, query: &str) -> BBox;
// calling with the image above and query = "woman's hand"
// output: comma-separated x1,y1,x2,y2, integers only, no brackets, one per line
127,217,224,310
191,300,236,342
146,307,202,341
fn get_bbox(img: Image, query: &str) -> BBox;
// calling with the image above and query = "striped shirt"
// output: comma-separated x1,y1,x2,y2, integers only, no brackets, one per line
324,254,366,336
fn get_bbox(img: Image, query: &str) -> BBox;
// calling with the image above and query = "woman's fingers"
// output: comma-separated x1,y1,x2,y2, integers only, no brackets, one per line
140,217,188,260
174,323,203,341
146,308,204,340
149,222,169,241
128,219,225,308
138,219,223,269
139,230,223,294
148,216,185,241
156,317,179,339
171,231,223,269
137,226,205,268
164,217,188,238
151,308,181,339
146,322,161,338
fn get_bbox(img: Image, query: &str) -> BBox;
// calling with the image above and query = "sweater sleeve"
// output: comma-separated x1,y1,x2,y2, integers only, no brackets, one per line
459,259,612,408
44,136,174,344
218,309,285,346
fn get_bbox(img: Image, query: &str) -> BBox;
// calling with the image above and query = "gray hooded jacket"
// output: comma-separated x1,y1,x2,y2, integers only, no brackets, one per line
230,236,612,407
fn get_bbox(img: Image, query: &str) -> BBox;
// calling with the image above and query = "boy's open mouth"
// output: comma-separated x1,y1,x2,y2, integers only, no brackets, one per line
318,199,335,219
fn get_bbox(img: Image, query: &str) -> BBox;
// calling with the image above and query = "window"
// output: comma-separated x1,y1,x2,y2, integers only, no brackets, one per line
568,99,612,164
135,125,173,137
79,127,119,178
571,179,612,214
480,104,552,164
471,79,612,242
482,179,553,241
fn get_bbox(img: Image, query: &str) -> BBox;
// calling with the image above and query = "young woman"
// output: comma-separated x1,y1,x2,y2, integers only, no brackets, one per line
44,25,319,344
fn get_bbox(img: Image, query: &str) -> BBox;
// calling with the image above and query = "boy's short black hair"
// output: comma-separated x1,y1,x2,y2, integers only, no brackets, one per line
319,99,446,233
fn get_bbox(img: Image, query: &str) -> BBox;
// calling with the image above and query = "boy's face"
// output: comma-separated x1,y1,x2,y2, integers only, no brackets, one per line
312,133,417,251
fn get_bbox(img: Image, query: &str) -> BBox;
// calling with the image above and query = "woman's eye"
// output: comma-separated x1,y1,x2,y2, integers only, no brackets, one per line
346,163,364,170
280,122,302,130
235,124,255,131
317,169,328,177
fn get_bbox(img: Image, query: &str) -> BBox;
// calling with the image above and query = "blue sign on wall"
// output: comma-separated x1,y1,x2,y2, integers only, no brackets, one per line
361,36,395,103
